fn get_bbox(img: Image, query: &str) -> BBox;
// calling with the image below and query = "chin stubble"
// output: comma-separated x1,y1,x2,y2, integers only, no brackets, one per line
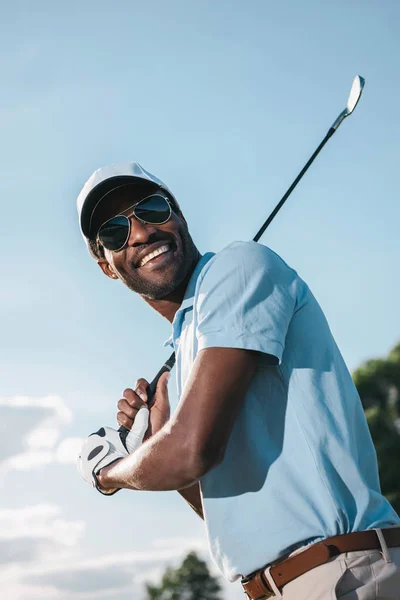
123,230,197,300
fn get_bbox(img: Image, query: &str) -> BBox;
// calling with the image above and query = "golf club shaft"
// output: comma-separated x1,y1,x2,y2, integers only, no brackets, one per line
253,127,334,242
119,76,363,438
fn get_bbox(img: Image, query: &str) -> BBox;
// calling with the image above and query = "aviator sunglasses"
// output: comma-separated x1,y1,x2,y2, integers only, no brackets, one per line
97,193,173,252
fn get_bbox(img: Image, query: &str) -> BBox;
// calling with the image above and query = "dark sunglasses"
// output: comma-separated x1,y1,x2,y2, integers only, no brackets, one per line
97,193,173,252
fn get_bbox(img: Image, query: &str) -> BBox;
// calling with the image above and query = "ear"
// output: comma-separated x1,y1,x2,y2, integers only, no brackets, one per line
97,259,118,280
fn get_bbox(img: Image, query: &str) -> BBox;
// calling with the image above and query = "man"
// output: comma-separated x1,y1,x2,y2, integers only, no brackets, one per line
77,162,400,599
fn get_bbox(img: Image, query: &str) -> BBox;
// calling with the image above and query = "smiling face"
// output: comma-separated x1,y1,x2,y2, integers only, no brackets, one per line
92,184,200,301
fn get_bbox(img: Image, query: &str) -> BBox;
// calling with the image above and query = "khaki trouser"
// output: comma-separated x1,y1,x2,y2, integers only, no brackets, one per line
265,546,400,599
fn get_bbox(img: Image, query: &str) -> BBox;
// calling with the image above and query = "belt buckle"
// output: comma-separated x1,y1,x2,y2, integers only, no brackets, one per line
242,569,276,599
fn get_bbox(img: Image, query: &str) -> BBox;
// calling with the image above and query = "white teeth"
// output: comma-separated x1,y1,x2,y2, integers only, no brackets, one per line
139,244,170,267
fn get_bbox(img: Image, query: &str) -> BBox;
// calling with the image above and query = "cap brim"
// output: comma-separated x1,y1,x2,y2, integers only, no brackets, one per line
80,176,160,239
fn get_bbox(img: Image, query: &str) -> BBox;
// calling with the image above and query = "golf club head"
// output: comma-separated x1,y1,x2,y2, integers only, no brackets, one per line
331,75,365,131
347,75,365,114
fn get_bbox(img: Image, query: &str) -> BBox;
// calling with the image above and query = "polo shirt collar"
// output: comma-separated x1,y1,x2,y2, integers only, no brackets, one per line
163,252,214,347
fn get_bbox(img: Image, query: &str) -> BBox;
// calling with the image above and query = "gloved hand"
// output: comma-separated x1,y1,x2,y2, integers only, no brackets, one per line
77,406,149,495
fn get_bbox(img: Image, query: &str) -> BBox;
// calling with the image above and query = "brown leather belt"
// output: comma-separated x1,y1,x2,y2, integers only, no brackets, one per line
242,528,400,599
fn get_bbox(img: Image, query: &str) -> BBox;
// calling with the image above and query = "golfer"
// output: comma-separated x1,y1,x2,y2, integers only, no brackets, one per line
77,162,400,599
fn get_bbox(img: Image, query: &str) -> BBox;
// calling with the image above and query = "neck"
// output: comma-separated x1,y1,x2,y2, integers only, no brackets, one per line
143,250,202,323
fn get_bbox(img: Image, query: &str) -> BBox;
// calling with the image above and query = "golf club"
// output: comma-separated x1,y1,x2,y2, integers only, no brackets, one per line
119,74,365,440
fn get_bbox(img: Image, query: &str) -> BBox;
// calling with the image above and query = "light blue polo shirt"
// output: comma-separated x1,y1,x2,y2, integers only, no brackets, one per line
167,241,399,582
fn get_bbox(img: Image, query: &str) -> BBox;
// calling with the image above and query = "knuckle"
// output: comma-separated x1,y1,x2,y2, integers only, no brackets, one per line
126,405,138,418
122,388,134,398
135,379,149,393
133,397,145,409
117,412,132,428
134,379,149,403
117,400,137,418
122,395,143,409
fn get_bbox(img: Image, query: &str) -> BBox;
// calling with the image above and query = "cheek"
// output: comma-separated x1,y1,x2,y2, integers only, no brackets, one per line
169,219,189,242
105,251,127,275
157,221,187,251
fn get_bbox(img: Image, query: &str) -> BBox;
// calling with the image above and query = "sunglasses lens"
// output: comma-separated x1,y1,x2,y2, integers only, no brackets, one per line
98,216,130,251
134,195,171,223
97,195,171,251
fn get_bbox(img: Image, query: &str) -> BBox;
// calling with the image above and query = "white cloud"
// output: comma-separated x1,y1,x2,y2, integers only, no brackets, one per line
0,395,72,422
6,450,54,471
0,397,242,599
0,504,85,548
0,534,212,600
0,582,62,600
0,395,81,473
26,425,61,450
0,501,242,599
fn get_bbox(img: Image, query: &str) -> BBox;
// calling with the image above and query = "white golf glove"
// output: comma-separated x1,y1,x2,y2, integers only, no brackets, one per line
77,406,149,496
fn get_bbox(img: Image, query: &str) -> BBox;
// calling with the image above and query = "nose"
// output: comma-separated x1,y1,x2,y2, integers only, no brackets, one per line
126,215,157,247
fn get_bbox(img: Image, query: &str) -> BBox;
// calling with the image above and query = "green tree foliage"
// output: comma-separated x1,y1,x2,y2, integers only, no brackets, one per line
353,343,400,513
145,552,222,600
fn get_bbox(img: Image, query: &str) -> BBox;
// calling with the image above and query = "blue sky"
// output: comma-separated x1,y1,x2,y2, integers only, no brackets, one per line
1,1,399,598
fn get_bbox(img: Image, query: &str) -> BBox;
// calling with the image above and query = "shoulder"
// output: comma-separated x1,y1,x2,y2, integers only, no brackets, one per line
218,240,277,260
199,241,297,282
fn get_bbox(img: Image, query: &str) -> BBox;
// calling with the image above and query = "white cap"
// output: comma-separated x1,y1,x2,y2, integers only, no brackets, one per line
77,161,177,240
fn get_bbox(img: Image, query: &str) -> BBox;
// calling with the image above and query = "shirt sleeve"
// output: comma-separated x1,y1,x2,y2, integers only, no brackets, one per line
195,242,298,363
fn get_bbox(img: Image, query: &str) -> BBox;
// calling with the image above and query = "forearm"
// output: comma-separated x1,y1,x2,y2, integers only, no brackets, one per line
98,348,256,494
178,483,204,519
97,424,203,492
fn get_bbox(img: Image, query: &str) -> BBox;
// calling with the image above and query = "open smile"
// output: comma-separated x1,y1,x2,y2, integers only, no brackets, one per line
137,241,177,269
